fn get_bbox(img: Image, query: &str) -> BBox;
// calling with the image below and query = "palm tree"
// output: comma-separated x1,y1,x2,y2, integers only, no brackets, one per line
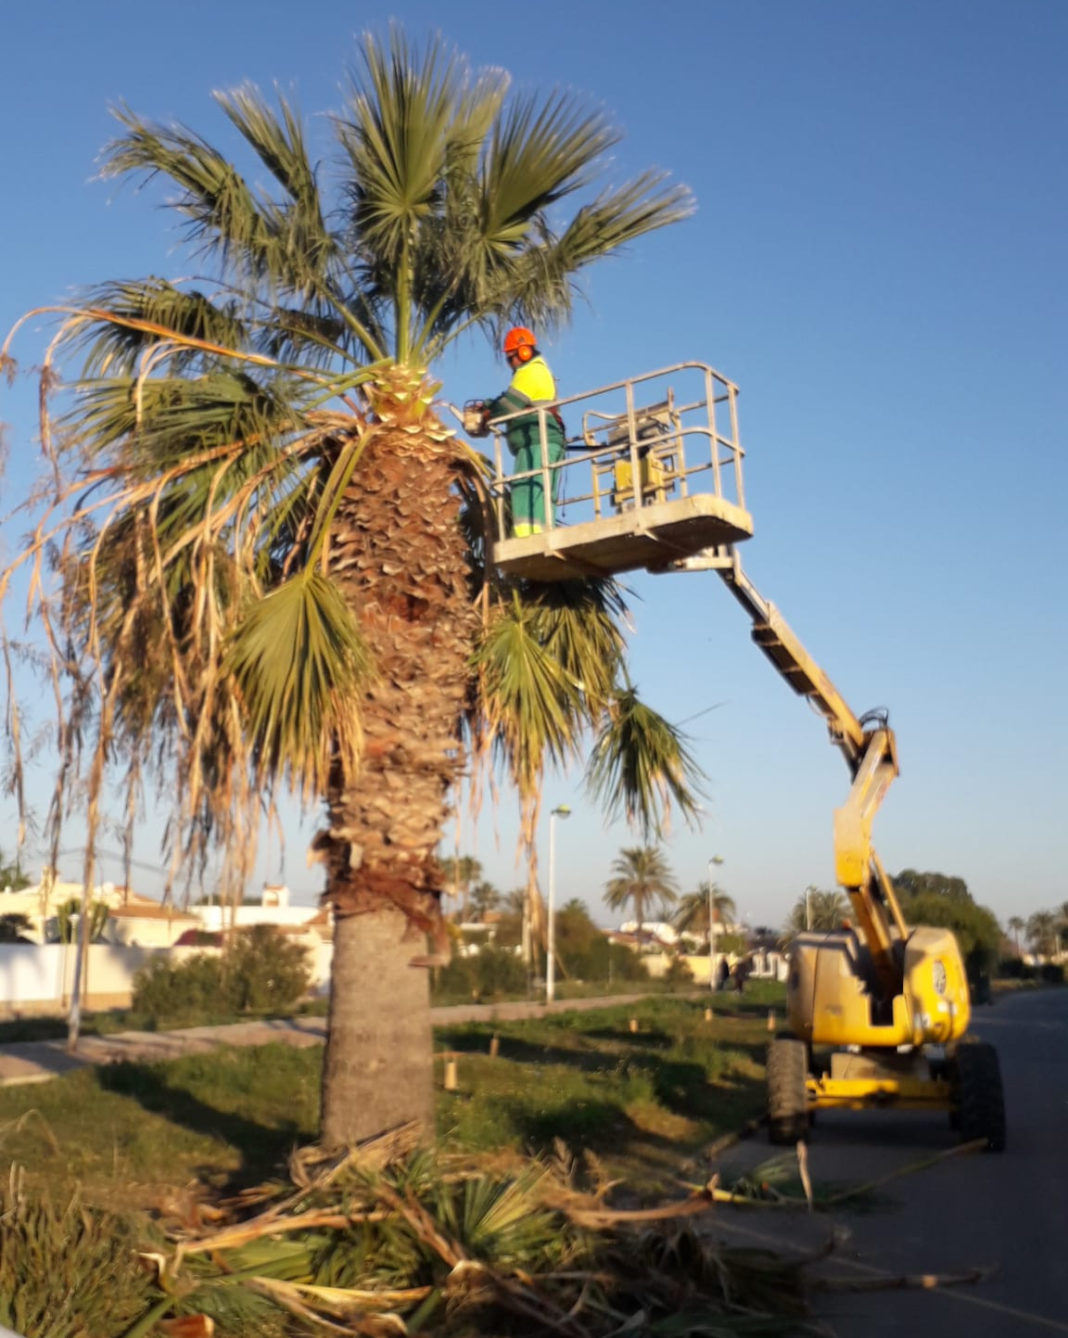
784,886,849,937
674,881,736,951
1027,910,1059,960
1007,915,1025,956
442,854,482,922
604,846,679,940
469,880,501,921
0,31,698,1147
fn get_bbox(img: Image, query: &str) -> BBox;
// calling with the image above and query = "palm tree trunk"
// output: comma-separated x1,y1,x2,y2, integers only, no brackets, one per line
321,907,433,1147
315,396,480,1147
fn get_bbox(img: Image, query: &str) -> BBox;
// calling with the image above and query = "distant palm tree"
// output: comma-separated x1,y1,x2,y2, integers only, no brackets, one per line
1027,910,1059,959
604,847,679,940
785,886,849,937
443,854,483,922
1007,915,1025,956
469,880,501,921
674,882,736,950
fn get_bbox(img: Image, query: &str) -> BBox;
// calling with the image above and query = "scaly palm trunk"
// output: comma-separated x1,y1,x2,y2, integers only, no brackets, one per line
316,391,480,1147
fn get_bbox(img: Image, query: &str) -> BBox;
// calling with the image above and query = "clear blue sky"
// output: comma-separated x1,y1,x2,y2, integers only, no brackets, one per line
1,1,1065,928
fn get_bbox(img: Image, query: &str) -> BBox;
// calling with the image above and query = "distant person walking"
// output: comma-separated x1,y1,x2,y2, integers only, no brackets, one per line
732,955,752,994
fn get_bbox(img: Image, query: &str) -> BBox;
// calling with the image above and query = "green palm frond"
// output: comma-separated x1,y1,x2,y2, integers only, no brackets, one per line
525,579,627,714
480,90,619,241
216,85,323,227
587,688,704,840
103,104,280,277
473,596,588,796
72,279,249,377
226,570,373,799
341,31,463,262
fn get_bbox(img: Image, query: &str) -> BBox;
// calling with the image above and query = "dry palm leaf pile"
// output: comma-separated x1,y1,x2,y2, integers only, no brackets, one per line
0,1129,991,1338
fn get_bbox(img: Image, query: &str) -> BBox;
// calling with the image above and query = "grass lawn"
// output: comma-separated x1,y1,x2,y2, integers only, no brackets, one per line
0,987,783,1212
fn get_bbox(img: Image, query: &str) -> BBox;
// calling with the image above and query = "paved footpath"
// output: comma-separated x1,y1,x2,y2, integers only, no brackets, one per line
0,993,656,1087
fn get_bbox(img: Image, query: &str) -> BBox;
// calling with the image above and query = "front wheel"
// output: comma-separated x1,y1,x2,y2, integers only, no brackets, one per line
767,1038,809,1144
950,1043,1006,1152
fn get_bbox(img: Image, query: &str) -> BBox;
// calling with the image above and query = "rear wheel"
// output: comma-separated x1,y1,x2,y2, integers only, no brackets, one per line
951,1043,1006,1152
767,1038,809,1144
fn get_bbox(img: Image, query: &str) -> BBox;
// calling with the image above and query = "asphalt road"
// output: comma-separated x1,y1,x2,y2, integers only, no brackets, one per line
710,987,1068,1336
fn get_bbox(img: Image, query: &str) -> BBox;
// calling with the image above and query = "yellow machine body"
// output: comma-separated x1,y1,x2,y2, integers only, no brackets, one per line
787,926,971,1050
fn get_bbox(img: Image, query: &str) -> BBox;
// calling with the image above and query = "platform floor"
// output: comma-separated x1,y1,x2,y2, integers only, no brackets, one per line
492,493,753,582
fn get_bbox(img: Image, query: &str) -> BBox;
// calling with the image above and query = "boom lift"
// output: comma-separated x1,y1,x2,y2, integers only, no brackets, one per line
466,361,1006,1150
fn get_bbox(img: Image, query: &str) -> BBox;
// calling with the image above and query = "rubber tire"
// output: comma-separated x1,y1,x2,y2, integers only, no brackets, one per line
952,1043,1006,1152
767,1038,809,1145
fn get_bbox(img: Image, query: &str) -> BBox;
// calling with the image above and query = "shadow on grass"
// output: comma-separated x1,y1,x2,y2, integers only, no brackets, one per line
503,1097,642,1154
98,1059,307,1189
439,1024,769,1135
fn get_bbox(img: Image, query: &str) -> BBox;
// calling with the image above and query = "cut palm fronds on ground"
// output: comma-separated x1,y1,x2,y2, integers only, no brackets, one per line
2,1143,996,1337
149,1148,825,1336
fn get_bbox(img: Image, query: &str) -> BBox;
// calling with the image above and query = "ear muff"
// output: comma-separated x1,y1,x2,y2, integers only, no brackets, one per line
516,343,534,362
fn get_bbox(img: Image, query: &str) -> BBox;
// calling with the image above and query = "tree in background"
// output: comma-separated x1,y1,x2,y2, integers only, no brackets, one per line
0,913,34,943
442,855,483,923
1,31,699,1146
892,869,972,903
604,847,679,940
1027,910,1059,959
1007,915,1025,956
0,852,31,891
890,871,1000,960
54,898,110,945
674,882,736,952
468,880,501,921
784,886,849,937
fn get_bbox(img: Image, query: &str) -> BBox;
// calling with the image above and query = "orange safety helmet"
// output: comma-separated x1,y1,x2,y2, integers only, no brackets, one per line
503,326,537,362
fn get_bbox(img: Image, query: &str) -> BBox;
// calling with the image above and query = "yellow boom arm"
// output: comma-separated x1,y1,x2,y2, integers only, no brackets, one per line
718,550,909,993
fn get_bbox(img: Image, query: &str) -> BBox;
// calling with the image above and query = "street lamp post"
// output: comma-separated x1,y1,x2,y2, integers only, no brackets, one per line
546,805,571,1003
707,855,724,992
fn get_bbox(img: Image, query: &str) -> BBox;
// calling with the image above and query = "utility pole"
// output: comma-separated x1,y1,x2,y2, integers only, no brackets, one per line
708,855,724,991
546,805,571,1003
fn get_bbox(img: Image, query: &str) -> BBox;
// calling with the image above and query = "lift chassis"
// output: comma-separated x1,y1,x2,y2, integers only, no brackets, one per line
680,545,1006,1150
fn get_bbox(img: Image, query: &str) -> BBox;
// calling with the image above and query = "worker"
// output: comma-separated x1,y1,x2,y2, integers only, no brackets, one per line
482,326,566,537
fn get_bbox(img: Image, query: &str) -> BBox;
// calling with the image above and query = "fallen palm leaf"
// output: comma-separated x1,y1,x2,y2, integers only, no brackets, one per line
823,1138,988,1207
813,1265,994,1292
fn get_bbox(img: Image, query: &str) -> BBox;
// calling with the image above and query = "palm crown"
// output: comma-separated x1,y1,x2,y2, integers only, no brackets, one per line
603,846,680,935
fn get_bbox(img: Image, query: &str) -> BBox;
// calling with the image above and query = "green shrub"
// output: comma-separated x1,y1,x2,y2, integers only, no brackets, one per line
662,955,694,989
1039,962,1065,985
997,956,1034,979
224,924,312,1012
433,945,528,1001
132,952,227,1023
132,926,311,1024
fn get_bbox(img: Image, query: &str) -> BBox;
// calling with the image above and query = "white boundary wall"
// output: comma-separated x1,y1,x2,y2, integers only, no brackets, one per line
0,940,334,1012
